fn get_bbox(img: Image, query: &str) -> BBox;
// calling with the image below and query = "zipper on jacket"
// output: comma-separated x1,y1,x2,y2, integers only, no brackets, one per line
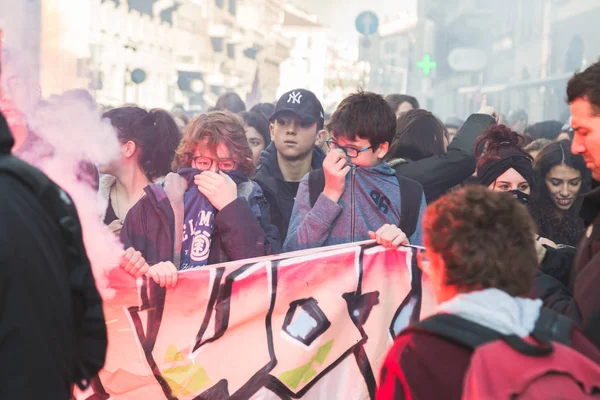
351,165,356,242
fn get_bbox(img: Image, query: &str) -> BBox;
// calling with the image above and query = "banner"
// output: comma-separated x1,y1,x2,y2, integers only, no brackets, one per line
77,242,435,400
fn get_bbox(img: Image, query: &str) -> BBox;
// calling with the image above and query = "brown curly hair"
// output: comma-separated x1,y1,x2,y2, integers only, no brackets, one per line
423,186,538,297
172,110,255,177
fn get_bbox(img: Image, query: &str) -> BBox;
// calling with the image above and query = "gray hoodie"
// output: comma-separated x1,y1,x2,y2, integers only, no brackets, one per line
283,161,426,251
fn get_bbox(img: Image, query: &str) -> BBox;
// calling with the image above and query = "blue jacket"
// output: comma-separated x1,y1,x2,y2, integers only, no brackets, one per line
283,161,426,251
121,170,281,268
253,143,326,242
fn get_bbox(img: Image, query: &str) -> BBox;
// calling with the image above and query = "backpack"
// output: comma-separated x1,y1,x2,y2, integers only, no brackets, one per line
404,308,600,399
307,168,424,238
0,154,106,390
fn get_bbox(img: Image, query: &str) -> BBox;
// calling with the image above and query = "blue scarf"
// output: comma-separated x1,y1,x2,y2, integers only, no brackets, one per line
177,168,249,270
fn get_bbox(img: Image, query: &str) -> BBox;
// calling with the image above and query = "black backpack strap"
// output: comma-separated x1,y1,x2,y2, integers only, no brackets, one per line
396,174,424,238
403,313,503,350
531,307,573,346
308,168,326,207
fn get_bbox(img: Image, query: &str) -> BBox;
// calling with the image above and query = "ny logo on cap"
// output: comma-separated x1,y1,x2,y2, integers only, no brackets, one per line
288,91,302,104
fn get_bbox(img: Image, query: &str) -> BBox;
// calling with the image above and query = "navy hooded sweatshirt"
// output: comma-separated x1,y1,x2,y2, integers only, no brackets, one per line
253,143,326,242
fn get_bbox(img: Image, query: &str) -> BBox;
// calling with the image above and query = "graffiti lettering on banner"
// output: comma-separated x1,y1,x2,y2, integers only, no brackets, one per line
75,241,434,400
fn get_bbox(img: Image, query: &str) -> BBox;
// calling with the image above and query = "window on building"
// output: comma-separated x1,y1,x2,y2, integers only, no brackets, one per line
227,43,235,59
211,37,224,52
228,0,236,15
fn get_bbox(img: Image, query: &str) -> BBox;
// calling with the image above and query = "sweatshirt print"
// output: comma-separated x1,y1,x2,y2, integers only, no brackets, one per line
283,161,426,251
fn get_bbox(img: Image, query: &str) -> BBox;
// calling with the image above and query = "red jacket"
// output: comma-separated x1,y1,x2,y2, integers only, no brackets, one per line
377,323,600,400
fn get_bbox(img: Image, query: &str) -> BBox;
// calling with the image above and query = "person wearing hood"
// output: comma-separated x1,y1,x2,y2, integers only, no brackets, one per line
119,111,280,286
252,89,327,242
385,96,498,203
0,111,108,398
283,91,426,252
377,186,600,400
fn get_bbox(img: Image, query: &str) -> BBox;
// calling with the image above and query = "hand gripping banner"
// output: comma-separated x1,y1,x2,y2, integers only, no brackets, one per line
76,241,435,400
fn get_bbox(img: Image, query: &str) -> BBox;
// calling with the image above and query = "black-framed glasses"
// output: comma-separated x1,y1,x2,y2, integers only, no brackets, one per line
191,156,236,171
326,138,373,158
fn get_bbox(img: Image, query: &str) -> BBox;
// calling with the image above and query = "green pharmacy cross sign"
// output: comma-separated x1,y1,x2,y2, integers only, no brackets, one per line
417,54,437,76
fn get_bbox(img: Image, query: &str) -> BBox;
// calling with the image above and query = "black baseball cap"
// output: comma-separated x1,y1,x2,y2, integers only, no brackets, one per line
270,89,325,129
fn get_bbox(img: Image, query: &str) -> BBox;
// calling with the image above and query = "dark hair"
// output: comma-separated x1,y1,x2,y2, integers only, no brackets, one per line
384,94,420,112
567,60,600,110
239,111,271,146
524,138,551,155
423,186,538,297
531,140,591,246
172,111,254,177
386,109,446,162
507,108,528,125
103,106,181,180
250,103,276,119
327,91,396,149
476,124,532,172
216,92,246,114
524,120,563,140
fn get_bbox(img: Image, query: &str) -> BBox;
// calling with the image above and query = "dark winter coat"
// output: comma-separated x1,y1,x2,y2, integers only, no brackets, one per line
574,185,600,347
0,112,107,399
121,171,281,267
388,113,496,203
252,143,326,242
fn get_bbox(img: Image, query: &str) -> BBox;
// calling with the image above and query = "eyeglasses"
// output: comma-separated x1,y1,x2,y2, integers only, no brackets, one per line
191,156,236,171
326,138,373,158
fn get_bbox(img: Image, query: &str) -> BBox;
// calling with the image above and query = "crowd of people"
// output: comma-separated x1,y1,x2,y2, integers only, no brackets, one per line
3,47,600,397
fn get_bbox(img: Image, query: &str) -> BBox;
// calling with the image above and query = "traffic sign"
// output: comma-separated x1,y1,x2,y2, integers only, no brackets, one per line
355,11,379,36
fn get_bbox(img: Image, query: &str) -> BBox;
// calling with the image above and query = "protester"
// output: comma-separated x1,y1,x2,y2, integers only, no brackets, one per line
525,120,563,141
377,186,600,400
171,107,190,133
507,108,528,135
119,111,280,285
250,102,276,120
215,92,246,113
531,140,590,246
240,111,271,166
524,138,551,160
476,124,534,197
444,116,464,143
0,112,107,398
283,91,426,251
568,60,600,348
384,94,420,118
253,88,327,242
385,98,497,203
97,107,181,237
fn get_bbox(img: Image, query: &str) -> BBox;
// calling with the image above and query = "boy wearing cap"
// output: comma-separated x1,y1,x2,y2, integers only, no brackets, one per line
253,89,328,242
283,91,427,251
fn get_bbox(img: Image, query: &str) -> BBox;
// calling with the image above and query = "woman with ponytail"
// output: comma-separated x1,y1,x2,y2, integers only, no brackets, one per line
98,107,181,235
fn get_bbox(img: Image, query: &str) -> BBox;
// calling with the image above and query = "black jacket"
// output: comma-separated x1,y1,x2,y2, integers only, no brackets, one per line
574,186,600,347
0,113,107,399
121,176,280,267
388,114,496,203
253,143,326,242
